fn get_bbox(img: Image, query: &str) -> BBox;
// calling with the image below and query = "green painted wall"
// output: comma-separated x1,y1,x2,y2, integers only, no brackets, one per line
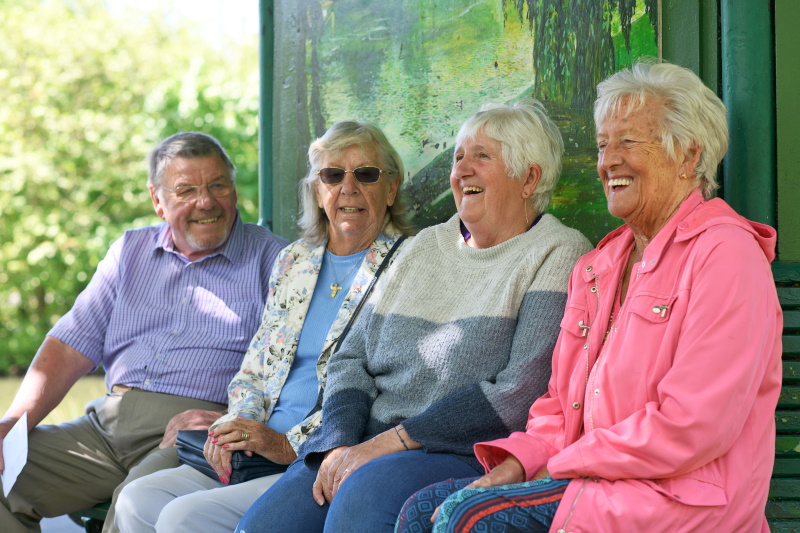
776,0,800,261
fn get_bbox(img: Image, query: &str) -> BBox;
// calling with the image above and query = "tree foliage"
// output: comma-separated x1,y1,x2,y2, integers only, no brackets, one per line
504,0,658,107
0,0,260,373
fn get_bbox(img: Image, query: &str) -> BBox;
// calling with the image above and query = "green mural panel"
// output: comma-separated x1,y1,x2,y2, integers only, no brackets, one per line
776,0,800,262
273,0,658,244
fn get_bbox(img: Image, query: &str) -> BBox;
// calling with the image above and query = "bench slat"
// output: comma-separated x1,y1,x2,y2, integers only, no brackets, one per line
786,311,800,332
786,336,800,358
767,500,800,519
774,458,800,477
785,362,800,384
771,479,800,500
776,411,800,433
768,523,800,533
778,287,800,307
781,387,800,409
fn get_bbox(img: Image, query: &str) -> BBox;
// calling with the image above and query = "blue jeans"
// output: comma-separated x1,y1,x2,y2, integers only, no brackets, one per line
235,450,481,533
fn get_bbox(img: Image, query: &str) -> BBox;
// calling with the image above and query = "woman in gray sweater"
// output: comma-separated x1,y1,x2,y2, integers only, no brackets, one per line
235,100,592,533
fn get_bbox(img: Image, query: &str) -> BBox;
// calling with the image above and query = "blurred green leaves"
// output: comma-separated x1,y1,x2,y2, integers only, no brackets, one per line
0,0,260,372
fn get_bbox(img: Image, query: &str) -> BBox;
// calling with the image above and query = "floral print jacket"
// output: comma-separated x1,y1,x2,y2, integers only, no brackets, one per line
211,221,406,452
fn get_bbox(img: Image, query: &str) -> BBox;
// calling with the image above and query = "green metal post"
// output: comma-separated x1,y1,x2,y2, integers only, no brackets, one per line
258,0,274,229
720,0,775,225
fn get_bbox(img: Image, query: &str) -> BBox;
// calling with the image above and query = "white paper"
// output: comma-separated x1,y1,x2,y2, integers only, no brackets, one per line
1,412,28,498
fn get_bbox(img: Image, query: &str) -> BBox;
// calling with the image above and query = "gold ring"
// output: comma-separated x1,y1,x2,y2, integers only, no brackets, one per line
240,430,250,441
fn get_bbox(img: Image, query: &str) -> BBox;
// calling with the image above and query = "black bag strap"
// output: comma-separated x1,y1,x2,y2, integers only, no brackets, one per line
304,234,407,420
333,234,407,353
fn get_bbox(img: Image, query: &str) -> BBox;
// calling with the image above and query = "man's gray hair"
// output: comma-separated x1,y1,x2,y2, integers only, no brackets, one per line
455,99,565,216
148,132,236,187
594,61,728,199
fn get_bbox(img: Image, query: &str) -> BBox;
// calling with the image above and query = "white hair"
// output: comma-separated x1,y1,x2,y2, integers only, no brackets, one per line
455,99,564,215
594,61,728,199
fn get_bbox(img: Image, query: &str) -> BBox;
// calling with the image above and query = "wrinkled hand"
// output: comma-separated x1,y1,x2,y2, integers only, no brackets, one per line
432,456,530,523
204,418,296,485
465,455,528,489
312,435,400,505
160,409,223,449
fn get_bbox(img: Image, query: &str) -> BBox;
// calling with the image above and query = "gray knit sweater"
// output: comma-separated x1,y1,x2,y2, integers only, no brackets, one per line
300,213,592,469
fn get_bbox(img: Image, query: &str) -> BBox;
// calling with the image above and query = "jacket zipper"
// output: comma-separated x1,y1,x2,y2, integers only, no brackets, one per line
557,477,588,533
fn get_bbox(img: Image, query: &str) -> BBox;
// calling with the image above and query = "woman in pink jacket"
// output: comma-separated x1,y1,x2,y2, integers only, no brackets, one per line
395,61,783,533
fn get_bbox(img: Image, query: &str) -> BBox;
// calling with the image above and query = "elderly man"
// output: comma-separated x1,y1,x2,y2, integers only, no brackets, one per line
0,132,287,532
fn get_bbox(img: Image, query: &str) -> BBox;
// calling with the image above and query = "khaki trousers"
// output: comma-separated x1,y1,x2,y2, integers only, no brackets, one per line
0,390,225,533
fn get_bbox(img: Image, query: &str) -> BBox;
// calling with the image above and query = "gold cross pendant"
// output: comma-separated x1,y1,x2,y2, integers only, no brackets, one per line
330,283,342,297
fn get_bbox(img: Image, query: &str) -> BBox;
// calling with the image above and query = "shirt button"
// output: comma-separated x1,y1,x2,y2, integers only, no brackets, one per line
181,297,187,303
155,353,162,359
572,402,581,410
144,379,151,386
172,329,179,335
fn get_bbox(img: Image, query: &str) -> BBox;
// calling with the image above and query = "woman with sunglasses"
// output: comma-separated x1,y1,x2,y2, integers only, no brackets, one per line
234,99,592,533
112,121,413,533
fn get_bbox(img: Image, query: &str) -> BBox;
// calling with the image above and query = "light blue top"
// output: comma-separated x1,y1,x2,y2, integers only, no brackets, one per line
266,248,367,433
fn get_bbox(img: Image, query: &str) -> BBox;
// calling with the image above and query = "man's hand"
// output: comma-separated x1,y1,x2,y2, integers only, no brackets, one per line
159,409,224,449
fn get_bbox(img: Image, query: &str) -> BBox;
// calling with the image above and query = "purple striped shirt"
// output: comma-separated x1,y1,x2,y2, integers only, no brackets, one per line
48,214,288,403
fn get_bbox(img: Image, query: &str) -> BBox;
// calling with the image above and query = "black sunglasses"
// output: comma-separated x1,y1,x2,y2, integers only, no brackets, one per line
317,166,385,185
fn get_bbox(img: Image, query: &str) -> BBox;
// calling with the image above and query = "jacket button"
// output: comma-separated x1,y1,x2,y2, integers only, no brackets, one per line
590,286,597,293
557,530,567,533
585,266,593,272
572,402,581,409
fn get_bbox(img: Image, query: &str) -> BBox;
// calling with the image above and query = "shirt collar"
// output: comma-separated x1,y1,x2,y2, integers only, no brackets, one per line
154,211,244,264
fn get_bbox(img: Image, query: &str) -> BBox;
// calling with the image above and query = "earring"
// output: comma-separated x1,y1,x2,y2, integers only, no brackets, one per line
524,199,530,226
680,173,688,180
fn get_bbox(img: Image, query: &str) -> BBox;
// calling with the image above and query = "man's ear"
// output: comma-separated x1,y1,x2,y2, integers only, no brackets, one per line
149,184,166,220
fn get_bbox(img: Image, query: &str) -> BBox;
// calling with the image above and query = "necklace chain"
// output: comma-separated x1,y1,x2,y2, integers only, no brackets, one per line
327,250,362,297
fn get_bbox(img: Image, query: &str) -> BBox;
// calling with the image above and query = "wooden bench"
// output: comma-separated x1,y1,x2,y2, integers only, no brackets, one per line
768,261,800,532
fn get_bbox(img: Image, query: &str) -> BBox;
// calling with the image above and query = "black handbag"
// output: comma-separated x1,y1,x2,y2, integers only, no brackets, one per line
176,429,288,485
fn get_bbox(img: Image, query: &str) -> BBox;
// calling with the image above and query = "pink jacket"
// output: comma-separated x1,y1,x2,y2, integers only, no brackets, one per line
475,191,782,532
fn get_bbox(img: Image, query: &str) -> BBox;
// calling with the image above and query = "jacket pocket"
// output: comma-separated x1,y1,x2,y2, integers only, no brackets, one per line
627,291,678,325
560,303,590,339
646,476,728,506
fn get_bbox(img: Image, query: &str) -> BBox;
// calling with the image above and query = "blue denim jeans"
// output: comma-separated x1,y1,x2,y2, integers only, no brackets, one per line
234,450,481,533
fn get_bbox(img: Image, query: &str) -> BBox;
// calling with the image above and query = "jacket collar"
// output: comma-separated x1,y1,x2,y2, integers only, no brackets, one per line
580,189,776,283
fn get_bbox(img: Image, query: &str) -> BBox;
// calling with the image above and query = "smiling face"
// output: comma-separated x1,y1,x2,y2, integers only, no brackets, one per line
149,155,238,262
450,132,540,248
596,97,699,240
316,144,399,255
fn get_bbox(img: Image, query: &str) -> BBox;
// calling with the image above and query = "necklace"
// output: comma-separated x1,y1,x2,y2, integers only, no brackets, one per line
327,250,362,297
603,244,638,343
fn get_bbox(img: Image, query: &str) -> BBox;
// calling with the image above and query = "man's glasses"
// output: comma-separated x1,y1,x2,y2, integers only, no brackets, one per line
317,166,386,185
160,182,233,203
